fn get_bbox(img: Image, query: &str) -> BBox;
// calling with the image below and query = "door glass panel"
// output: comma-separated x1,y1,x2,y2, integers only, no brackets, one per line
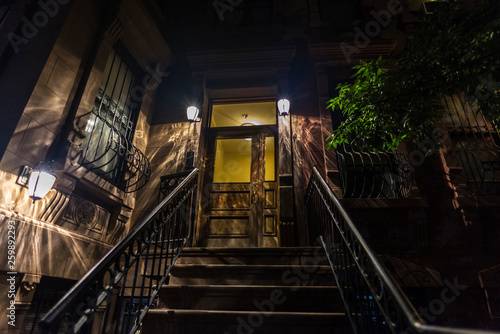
213,138,252,183
265,136,275,181
211,102,277,127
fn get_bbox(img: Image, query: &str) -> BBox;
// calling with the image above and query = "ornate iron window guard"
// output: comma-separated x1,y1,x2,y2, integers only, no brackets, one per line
81,88,151,193
336,145,413,198
306,167,496,334
39,169,198,334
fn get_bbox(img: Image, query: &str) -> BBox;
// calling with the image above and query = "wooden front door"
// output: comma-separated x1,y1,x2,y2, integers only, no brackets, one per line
198,126,279,247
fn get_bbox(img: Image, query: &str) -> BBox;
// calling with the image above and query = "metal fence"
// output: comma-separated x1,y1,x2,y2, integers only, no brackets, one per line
305,167,496,334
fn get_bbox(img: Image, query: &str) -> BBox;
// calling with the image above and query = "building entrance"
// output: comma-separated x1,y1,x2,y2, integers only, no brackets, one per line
198,102,279,247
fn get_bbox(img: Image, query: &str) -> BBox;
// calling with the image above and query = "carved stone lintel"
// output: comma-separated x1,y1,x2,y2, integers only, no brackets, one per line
55,193,111,242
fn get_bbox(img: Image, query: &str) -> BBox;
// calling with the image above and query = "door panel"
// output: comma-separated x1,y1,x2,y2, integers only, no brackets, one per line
199,127,279,247
208,216,249,236
210,183,251,209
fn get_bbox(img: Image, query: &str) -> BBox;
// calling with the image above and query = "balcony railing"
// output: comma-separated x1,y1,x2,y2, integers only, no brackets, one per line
39,169,198,334
336,145,413,198
306,167,496,333
443,94,500,195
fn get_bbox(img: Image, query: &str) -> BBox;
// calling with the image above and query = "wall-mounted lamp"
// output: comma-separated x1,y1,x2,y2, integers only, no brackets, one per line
277,99,290,116
17,163,57,202
187,106,200,122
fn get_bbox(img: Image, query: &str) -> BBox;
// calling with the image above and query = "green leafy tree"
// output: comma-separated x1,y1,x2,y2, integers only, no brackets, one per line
327,0,500,152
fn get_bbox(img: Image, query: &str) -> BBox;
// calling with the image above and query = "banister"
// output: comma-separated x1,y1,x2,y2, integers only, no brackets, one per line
39,168,199,333
305,167,497,334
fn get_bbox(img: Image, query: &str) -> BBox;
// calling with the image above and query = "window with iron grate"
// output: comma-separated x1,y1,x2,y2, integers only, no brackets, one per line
81,44,142,191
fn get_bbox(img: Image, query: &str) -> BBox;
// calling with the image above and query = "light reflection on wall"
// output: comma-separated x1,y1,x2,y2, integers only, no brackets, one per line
0,208,112,279
0,171,22,211
131,121,201,226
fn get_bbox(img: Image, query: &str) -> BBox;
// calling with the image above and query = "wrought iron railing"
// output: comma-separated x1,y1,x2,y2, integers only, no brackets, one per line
305,167,496,334
39,168,198,334
442,94,500,195
159,170,193,202
336,145,413,198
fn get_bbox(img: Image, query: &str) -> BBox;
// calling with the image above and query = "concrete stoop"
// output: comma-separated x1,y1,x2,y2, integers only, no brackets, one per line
142,247,349,333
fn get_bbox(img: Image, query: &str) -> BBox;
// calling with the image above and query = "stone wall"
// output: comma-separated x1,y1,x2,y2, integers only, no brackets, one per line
0,0,174,331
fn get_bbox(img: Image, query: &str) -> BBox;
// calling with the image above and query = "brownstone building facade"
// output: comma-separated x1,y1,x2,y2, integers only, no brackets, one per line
0,0,499,332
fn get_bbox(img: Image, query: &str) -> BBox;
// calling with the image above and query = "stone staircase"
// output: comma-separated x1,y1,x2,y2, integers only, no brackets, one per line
142,247,348,333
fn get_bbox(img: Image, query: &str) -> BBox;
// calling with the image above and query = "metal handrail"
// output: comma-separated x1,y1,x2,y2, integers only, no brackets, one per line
305,167,497,334
39,168,199,333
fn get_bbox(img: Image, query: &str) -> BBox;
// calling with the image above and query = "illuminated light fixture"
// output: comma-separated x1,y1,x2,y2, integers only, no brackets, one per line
17,163,57,202
277,99,290,116
28,170,56,201
187,106,200,122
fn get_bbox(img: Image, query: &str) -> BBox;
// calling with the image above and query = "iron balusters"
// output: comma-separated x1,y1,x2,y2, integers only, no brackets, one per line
39,169,198,333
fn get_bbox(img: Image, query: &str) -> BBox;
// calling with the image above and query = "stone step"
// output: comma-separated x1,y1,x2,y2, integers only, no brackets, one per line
142,309,348,334
158,285,344,312
174,247,331,265
141,247,346,333
168,264,335,286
